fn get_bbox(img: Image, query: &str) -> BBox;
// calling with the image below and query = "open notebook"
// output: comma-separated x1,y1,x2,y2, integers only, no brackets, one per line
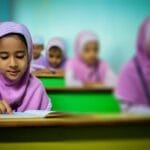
0,110,70,118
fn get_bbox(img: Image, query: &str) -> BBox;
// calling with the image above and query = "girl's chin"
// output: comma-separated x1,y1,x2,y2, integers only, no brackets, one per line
5,74,21,82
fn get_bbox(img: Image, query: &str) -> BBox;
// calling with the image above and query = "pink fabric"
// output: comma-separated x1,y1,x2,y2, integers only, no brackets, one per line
116,17,150,106
0,22,51,111
43,37,66,70
31,35,45,70
67,31,109,83
31,55,45,70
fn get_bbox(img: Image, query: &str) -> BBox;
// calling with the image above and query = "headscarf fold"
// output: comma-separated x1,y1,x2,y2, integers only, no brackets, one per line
44,37,66,69
67,31,109,83
116,17,150,105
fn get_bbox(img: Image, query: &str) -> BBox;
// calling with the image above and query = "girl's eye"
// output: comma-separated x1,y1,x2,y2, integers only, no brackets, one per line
84,48,90,53
16,55,24,59
57,55,61,59
16,52,26,59
0,54,9,60
0,56,9,60
49,55,54,58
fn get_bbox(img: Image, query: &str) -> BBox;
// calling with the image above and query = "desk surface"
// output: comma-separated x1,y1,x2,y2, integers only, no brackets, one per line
35,73,64,78
46,86,114,93
1,114,150,128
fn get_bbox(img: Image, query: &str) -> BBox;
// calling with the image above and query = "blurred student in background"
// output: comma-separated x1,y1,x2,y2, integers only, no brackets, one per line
36,37,66,75
116,17,150,113
31,36,45,71
0,22,51,113
65,31,116,87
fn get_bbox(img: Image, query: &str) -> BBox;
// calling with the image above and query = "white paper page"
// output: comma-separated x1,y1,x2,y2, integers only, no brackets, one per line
0,110,52,118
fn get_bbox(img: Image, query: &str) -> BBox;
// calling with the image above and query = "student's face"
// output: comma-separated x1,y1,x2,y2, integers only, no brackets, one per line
0,35,28,81
80,41,99,65
32,44,43,59
48,48,63,68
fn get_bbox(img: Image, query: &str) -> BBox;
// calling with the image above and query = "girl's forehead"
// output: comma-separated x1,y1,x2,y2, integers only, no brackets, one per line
85,41,98,45
49,46,62,52
0,36,27,53
49,49,62,54
83,41,99,48
0,35,26,45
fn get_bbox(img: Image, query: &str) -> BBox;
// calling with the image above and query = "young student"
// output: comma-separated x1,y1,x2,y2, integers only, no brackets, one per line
65,31,116,87
38,37,66,75
0,22,51,114
115,17,150,113
31,36,45,71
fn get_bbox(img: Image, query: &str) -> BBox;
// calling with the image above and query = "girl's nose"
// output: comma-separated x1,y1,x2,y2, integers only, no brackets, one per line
9,57,18,68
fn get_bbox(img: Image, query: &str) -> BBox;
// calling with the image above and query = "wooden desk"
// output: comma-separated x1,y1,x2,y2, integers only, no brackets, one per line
0,114,150,149
35,74,65,87
46,87,120,113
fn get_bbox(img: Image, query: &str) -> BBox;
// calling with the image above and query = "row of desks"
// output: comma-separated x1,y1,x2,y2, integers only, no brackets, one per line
35,73,65,87
0,114,150,149
36,74,120,113
1,74,149,149
46,87,120,113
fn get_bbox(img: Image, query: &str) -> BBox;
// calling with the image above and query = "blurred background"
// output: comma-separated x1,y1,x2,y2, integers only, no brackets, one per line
0,0,150,72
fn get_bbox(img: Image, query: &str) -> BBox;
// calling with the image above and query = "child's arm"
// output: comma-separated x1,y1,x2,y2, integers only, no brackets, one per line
120,101,150,113
32,68,51,75
0,100,12,114
40,85,52,111
54,69,64,76
84,82,104,88
104,67,117,87
28,83,52,111
65,67,83,87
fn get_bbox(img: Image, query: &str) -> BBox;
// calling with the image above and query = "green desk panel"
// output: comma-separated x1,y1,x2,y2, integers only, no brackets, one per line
47,88,120,113
38,76,65,87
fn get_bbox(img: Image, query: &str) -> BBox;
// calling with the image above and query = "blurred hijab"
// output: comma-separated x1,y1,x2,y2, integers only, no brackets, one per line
67,31,109,83
0,22,50,111
116,17,150,106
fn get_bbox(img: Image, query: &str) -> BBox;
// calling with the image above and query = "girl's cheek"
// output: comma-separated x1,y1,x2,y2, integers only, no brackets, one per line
16,58,27,70
0,61,7,70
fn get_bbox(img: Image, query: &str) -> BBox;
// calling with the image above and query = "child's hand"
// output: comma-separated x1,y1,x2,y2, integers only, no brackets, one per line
38,68,51,74
32,68,51,75
0,100,12,114
84,82,104,88
55,69,64,76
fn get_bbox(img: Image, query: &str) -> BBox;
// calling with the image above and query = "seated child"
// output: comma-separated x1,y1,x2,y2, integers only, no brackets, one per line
65,31,116,87
115,17,150,113
31,36,45,71
37,37,66,75
0,22,51,114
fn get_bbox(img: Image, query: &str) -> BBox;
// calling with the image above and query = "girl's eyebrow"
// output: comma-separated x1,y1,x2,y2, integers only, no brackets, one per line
0,52,8,54
0,50,25,53
15,50,26,53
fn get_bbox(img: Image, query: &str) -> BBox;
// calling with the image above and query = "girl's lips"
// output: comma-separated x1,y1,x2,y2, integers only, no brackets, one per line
7,71,20,76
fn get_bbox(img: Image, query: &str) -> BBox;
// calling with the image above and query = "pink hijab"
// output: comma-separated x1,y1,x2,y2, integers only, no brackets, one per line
67,31,109,83
0,22,50,111
44,37,66,70
116,17,150,106
30,36,45,70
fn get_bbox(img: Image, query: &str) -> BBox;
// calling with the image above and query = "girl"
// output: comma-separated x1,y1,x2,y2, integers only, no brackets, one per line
65,31,116,87
37,37,66,75
0,22,51,114
31,36,45,71
116,17,150,113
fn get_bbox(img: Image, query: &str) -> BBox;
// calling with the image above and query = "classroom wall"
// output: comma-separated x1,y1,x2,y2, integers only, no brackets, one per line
2,0,150,72
0,0,12,21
